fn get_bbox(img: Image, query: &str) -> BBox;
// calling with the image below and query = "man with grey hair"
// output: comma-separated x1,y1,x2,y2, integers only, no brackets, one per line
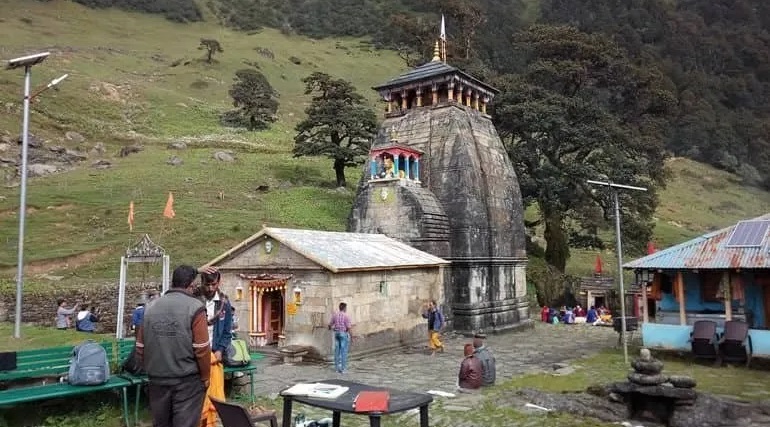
473,335,496,386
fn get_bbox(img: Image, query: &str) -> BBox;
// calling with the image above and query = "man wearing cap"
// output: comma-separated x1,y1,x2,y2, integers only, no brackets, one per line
473,336,496,386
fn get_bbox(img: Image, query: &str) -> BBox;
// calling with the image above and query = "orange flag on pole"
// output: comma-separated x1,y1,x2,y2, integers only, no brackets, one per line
127,201,135,231
163,192,175,219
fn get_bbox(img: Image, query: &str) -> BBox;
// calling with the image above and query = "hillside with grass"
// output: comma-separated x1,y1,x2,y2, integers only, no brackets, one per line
1,0,769,285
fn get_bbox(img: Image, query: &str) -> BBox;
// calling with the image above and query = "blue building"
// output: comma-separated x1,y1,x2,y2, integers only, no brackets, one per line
623,214,770,356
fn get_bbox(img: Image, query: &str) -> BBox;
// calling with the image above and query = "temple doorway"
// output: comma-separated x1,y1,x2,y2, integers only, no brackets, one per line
242,273,292,348
263,290,284,344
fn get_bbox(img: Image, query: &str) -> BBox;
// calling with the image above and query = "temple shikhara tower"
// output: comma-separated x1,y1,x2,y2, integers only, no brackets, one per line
348,26,530,333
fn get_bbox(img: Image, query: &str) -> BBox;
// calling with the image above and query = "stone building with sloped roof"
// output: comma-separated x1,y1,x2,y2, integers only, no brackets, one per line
206,227,449,359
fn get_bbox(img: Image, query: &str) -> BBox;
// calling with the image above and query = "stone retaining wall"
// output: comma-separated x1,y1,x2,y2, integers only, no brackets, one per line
0,281,160,334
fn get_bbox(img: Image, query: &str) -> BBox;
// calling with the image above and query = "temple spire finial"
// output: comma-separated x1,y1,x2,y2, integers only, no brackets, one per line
439,14,447,62
432,40,441,62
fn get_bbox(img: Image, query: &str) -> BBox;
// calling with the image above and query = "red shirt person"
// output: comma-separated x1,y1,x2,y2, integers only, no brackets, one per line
458,343,483,390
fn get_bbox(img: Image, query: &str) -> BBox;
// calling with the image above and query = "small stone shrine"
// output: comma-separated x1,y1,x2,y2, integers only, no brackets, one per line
609,348,697,425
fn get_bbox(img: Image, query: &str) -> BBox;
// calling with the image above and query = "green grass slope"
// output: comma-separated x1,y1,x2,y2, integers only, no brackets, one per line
0,0,404,279
0,0,768,283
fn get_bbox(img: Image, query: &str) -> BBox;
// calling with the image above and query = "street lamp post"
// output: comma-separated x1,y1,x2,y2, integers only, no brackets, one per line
587,179,648,364
5,52,51,339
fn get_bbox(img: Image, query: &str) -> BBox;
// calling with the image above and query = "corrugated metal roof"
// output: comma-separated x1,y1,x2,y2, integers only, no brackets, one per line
623,214,770,270
372,60,499,94
207,227,449,273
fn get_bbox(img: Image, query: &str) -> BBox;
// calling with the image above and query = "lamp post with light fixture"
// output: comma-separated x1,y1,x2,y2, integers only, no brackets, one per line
4,52,67,339
587,179,648,364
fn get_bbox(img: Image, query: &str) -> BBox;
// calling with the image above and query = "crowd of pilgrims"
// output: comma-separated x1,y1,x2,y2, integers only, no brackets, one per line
540,304,614,325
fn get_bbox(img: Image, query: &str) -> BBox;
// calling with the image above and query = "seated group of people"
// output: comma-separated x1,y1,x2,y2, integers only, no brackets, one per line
55,298,101,332
457,337,496,392
540,305,613,326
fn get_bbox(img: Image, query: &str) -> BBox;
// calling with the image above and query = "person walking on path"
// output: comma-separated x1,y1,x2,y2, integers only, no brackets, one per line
136,265,212,427
328,302,352,373
422,300,445,356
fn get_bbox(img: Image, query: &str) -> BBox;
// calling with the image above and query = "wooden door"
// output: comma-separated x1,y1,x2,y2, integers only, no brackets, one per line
269,292,284,342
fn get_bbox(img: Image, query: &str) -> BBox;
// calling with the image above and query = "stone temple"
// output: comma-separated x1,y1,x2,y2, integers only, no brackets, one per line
348,41,529,334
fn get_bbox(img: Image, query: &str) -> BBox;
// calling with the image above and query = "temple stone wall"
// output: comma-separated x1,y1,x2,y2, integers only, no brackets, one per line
350,103,530,334
348,180,451,259
217,267,444,360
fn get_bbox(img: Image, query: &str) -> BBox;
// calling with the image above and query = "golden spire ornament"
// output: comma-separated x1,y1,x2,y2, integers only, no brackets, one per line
432,41,441,62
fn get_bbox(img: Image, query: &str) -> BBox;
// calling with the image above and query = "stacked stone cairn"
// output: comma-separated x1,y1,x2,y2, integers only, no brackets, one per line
610,348,697,410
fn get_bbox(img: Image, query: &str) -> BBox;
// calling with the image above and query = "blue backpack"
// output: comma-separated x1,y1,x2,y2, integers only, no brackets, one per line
68,340,110,386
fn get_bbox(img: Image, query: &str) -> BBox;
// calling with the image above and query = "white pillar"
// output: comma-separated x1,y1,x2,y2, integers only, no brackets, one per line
116,257,127,339
161,255,170,294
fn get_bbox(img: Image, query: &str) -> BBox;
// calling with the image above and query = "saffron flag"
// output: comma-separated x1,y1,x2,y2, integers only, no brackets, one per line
163,192,175,219
127,201,135,231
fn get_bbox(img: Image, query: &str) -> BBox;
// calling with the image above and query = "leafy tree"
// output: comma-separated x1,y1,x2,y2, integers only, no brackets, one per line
225,69,279,131
293,72,377,187
198,39,223,64
493,25,673,271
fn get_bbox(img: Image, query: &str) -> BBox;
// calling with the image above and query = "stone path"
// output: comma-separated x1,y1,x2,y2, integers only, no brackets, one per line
245,323,621,427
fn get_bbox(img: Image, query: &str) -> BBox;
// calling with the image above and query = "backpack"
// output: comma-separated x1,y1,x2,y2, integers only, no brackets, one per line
224,339,251,367
121,347,146,376
68,340,110,386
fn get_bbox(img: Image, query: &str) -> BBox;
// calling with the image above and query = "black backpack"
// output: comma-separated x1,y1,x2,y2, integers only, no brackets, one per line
121,347,146,376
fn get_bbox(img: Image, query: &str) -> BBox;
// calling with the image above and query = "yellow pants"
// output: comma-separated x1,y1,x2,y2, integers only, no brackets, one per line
429,331,443,350
200,352,225,427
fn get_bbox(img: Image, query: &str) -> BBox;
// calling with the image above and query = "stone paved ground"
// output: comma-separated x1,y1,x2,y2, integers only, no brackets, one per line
244,323,622,427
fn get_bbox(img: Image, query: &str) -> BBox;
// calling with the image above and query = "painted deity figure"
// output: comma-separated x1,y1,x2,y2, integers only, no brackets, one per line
379,155,397,179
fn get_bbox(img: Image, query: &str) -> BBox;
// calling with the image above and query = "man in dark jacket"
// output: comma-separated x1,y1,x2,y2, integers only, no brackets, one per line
136,265,212,427
473,337,496,386
458,343,482,391
200,270,233,363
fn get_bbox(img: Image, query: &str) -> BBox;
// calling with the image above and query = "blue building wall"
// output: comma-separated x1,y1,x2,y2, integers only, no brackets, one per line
642,323,770,356
658,272,724,312
656,271,766,328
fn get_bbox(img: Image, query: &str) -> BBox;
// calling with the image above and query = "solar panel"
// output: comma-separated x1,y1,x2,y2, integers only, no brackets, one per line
725,220,770,247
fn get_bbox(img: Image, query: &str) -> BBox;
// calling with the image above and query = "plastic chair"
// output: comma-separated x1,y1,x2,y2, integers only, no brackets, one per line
210,397,278,427
690,320,719,361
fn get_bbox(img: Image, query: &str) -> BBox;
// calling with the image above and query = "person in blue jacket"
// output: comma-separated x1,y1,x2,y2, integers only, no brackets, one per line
75,305,101,332
200,270,233,364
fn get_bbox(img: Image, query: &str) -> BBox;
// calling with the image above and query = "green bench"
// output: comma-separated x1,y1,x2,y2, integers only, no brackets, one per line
0,340,136,427
0,338,264,427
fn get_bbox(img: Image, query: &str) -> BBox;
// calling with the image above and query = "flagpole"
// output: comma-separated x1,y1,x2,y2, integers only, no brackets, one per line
440,14,447,62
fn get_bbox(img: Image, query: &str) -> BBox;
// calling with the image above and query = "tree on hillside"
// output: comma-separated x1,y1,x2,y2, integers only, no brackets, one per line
293,72,377,188
493,25,674,272
224,68,279,130
198,38,223,64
